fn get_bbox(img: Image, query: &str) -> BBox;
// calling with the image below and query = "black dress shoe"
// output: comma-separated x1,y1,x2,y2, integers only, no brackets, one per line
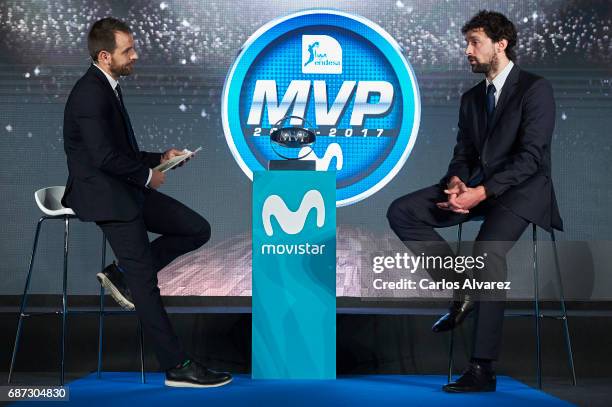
432,298,475,332
96,262,135,310
443,362,496,393
165,359,232,388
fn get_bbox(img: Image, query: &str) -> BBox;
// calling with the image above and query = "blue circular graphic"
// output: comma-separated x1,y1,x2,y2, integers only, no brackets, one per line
222,9,420,206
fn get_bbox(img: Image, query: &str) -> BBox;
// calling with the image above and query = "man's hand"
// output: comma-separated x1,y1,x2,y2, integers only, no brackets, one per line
437,184,487,214
149,170,165,189
437,176,469,213
445,176,468,195
453,186,487,211
445,176,468,205
161,148,190,169
436,176,487,214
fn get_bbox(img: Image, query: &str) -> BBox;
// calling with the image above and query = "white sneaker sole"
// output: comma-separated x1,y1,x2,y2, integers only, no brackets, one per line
164,377,233,388
96,273,135,311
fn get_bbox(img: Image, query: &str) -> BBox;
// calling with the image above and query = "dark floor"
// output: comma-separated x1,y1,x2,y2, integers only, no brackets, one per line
514,376,610,407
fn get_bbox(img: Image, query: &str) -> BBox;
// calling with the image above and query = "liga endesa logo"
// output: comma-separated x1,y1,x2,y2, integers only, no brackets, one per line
222,9,421,206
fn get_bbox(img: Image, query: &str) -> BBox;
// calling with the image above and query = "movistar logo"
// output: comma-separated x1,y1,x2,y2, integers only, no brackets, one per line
262,190,325,236
299,143,343,171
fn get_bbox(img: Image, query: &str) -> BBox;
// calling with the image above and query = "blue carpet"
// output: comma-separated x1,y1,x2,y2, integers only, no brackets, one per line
11,373,574,406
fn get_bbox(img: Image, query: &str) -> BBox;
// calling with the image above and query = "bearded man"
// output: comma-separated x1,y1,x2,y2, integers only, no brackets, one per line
387,10,562,392
62,17,232,388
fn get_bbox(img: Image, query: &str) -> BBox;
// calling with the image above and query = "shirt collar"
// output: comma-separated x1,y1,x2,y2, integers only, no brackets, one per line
486,60,514,91
93,63,119,91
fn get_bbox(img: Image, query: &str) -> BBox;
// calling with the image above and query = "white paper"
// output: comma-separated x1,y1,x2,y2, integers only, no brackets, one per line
154,146,202,173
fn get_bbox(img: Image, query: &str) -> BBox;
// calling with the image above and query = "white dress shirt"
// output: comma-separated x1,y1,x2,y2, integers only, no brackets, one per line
485,60,514,107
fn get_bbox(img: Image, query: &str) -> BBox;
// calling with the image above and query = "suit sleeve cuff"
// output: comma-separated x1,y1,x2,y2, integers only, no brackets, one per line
482,179,505,198
145,169,152,188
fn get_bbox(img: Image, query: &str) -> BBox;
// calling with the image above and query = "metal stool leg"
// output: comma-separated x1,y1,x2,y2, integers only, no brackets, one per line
60,217,70,386
447,330,454,383
8,217,46,384
138,320,145,383
95,232,146,384
97,234,106,379
448,223,463,383
550,231,577,385
532,224,542,389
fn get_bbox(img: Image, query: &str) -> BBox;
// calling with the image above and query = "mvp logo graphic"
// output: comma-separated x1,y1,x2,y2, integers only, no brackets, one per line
246,80,393,127
262,190,325,236
223,10,420,206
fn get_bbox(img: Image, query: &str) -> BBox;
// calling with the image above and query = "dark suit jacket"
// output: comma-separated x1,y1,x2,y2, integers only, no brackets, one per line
62,65,162,222
442,65,563,231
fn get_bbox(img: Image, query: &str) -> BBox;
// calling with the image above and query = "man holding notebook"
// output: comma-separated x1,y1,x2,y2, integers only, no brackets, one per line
61,17,231,388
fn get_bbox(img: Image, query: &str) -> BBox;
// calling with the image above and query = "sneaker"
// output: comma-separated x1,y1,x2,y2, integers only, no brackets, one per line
165,359,232,388
96,262,135,310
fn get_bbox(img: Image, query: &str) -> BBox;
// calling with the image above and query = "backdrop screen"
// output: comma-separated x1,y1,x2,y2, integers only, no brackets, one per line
1,0,610,299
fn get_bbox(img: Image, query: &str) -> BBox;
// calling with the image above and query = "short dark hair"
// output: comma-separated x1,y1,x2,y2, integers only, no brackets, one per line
87,17,131,62
461,10,518,62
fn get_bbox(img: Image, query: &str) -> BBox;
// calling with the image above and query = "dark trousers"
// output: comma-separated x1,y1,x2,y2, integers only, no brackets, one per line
386,185,529,360
97,189,211,370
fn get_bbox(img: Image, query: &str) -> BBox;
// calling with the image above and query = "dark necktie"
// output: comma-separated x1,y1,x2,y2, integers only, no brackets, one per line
486,83,496,129
115,84,139,152
469,83,496,186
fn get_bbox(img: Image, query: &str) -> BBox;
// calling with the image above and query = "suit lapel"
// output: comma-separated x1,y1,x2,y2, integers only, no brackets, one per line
486,65,520,137
88,65,123,113
473,80,487,147
87,65,138,153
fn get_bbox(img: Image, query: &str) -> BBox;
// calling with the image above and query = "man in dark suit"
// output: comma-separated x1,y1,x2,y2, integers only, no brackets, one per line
62,17,231,388
387,11,562,392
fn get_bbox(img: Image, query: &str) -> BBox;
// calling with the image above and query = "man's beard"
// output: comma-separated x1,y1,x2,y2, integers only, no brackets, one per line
110,61,134,77
469,53,498,74
471,61,491,74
